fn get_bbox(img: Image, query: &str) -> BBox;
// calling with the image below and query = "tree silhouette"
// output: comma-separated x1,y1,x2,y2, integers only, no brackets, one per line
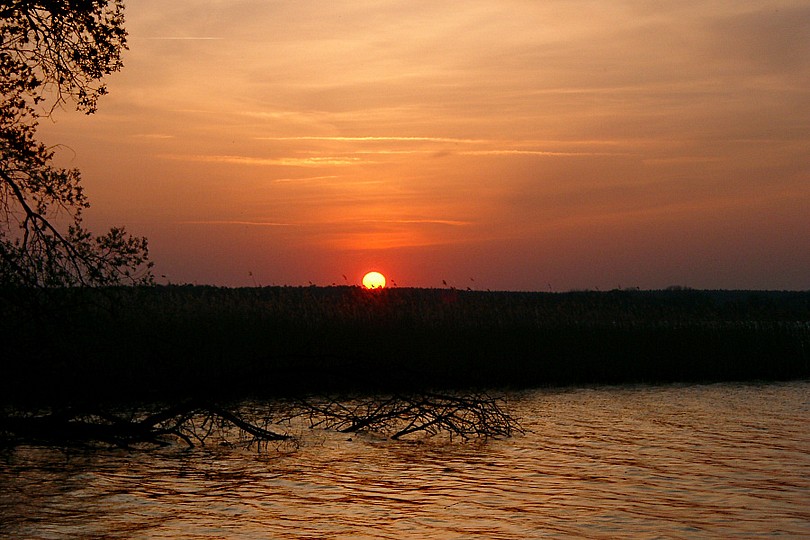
1,0,152,287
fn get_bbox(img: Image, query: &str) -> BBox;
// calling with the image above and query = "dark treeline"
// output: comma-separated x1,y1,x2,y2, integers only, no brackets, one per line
1,286,808,405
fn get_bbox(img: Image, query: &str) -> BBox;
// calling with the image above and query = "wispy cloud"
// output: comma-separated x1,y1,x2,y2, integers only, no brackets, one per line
256,136,488,144
160,154,370,167
642,156,724,165
358,218,472,226
142,37,224,41
178,220,296,227
176,217,471,229
132,133,174,139
255,136,635,158
460,150,633,157
271,175,341,183
351,150,434,155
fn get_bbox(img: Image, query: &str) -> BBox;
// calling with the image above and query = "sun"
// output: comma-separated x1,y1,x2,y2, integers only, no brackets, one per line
362,271,386,289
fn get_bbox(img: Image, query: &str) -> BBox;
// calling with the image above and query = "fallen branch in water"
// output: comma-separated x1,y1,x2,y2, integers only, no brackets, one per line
0,400,291,449
292,392,522,440
0,393,522,449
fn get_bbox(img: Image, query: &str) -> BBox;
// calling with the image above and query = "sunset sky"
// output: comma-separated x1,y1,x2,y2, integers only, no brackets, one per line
41,0,809,290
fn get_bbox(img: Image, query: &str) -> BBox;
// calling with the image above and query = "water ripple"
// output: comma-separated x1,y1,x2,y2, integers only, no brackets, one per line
1,381,809,538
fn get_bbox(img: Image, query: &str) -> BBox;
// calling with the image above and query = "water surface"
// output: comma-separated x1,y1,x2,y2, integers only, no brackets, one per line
2,381,809,538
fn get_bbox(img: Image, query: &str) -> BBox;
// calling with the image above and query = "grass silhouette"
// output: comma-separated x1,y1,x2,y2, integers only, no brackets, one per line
2,286,808,404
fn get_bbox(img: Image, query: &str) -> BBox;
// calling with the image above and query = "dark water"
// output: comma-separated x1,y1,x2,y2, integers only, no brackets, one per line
2,382,809,538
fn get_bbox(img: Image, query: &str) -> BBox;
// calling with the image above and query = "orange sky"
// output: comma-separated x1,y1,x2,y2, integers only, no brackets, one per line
40,0,809,290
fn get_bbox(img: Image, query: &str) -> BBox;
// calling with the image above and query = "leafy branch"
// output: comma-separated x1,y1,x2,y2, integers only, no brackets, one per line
1,0,152,287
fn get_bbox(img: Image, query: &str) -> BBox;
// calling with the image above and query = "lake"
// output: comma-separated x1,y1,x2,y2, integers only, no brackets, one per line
2,381,808,538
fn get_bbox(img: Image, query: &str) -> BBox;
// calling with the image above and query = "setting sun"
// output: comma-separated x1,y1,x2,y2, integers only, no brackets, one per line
362,271,386,289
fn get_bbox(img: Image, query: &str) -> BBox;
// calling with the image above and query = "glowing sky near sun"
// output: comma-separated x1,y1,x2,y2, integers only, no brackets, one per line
40,0,810,290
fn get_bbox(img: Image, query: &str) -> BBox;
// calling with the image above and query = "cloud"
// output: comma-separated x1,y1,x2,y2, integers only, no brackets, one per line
358,219,472,226
270,175,341,183
159,154,370,167
256,136,488,144
459,150,632,157
178,220,296,227
132,133,175,139
141,37,225,41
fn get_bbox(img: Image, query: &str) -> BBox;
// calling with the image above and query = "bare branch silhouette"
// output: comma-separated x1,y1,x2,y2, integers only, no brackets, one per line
0,393,522,449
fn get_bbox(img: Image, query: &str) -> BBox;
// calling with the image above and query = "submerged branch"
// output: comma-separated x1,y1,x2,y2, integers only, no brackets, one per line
293,392,522,441
0,400,291,449
0,393,522,449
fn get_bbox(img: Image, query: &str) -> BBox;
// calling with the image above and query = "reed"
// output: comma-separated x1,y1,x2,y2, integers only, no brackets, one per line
1,286,808,404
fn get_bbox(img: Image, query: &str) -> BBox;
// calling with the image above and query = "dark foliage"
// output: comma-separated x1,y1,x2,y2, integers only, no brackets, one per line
1,0,152,286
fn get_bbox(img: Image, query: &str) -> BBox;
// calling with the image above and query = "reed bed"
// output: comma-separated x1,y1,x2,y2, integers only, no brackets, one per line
1,286,808,404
